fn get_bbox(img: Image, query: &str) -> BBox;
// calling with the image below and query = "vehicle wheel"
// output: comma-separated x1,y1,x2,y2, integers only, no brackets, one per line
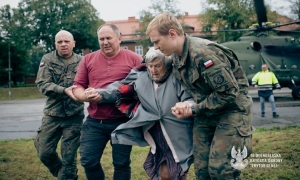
291,86,300,100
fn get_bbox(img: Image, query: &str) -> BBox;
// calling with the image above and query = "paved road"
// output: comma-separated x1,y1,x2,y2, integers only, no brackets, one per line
0,100,88,140
0,88,299,140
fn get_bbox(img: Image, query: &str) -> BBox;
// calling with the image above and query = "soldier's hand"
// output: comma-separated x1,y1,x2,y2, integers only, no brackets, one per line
64,85,79,101
171,102,192,119
85,87,103,102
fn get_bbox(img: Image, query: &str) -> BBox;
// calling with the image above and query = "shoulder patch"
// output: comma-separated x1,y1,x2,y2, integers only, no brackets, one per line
204,59,214,68
213,74,225,84
39,62,45,67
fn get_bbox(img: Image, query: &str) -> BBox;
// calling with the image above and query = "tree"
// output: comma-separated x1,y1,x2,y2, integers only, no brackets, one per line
17,0,104,53
200,0,255,42
288,0,300,20
200,0,278,42
0,5,31,86
28,46,47,77
0,0,104,86
137,0,184,49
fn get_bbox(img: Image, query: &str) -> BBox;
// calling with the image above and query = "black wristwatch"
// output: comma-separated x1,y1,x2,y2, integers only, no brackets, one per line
191,105,197,116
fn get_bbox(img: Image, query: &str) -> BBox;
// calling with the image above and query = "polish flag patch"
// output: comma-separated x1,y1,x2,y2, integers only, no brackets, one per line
204,59,214,68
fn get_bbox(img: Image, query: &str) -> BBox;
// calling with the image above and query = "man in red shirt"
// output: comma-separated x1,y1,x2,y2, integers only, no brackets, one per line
73,24,142,180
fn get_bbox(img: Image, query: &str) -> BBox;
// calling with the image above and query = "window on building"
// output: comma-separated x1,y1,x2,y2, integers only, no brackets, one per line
121,46,128,49
135,46,143,56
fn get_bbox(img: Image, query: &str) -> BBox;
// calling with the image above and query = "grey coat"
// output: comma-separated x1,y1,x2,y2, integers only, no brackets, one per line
98,68,194,172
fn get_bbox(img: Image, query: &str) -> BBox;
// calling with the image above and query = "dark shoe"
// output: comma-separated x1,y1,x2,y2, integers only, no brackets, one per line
273,112,279,118
261,112,265,117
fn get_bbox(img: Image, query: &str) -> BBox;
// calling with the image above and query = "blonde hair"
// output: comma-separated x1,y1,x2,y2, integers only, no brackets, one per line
144,47,172,70
146,12,184,37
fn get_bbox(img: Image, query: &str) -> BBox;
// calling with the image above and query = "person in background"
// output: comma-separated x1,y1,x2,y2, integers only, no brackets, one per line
96,47,194,180
146,12,254,180
34,30,84,180
73,24,142,180
252,64,281,118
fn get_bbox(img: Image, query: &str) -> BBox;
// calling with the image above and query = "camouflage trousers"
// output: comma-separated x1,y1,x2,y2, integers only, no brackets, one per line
193,108,254,180
34,112,84,180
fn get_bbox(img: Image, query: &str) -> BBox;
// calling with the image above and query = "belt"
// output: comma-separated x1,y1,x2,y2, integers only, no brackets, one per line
98,119,121,124
87,115,129,124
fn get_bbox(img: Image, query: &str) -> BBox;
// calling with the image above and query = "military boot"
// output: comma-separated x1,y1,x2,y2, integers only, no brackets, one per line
261,112,265,117
273,112,279,118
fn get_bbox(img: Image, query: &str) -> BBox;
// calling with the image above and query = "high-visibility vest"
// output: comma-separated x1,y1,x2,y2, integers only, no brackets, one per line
251,70,280,91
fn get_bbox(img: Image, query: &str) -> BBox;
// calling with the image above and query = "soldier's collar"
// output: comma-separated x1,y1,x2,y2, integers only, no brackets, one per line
175,35,190,68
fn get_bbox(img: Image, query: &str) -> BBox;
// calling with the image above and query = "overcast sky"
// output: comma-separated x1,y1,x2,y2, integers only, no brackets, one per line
0,0,290,21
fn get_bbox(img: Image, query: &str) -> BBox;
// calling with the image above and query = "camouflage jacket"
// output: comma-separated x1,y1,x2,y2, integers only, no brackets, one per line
35,51,84,117
172,35,251,117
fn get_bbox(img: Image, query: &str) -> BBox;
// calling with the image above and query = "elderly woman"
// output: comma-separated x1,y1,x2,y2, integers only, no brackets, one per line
95,48,194,180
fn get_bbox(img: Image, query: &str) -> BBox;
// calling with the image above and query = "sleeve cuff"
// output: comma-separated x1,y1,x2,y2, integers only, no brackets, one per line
194,103,204,115
58,86,66,94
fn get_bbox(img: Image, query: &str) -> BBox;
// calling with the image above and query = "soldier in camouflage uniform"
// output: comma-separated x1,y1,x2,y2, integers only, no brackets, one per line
34,30,84,180
146,13,255,180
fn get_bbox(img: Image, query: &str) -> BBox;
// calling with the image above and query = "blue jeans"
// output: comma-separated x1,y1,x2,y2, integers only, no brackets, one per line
80,116,132,180
260,95,277,113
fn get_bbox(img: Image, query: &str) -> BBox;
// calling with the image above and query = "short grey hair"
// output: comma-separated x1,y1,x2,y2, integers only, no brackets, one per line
97,24,121,37
144,47,172,69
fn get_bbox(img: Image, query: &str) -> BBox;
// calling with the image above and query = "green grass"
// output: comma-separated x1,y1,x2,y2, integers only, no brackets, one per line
0,126,299,180
0,87,45,100
242,126,300,180
0,139,160,180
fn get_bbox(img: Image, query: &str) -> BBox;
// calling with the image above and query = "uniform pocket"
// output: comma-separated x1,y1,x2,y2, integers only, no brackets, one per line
236,125,255,137
66,64,78,79
236,125,256,155
34,127,43,152
48,65,63,83
49,65,63,75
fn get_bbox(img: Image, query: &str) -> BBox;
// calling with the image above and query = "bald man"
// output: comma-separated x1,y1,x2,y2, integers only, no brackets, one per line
34,30,84,180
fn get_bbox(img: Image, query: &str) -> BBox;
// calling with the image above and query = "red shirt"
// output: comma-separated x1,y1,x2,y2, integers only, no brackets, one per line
74,49,142,119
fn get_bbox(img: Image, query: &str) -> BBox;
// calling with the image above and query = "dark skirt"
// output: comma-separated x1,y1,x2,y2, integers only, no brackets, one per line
143,121,186,180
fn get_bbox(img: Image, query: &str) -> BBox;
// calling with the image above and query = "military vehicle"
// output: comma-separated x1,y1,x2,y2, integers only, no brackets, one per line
220,0,300,99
